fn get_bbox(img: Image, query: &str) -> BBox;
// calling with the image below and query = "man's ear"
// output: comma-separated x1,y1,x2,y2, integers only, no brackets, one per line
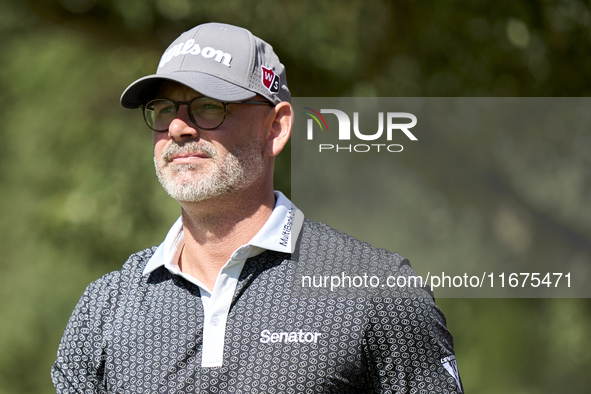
265,102,293,157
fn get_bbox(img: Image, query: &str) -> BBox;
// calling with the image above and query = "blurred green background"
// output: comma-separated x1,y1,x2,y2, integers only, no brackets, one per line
0,0,590,393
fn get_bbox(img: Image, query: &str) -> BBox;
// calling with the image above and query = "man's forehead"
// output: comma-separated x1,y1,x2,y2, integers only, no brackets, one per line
157,81,199,98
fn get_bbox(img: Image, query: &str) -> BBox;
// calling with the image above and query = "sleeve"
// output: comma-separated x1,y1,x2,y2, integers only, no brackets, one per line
51,277,113,394
363,295,463,394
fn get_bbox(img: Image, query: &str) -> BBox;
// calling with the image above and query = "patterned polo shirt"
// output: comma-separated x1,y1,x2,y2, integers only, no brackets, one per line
52,192,462,393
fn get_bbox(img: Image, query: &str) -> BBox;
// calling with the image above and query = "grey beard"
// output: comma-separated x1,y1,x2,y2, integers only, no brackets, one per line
154,159,243,202
154,139,265,203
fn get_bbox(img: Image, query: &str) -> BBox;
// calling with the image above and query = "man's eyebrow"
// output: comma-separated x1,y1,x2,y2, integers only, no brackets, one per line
154,95,209,101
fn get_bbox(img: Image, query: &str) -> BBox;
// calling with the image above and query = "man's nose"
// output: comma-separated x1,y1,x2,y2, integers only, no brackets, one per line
168,106,199,141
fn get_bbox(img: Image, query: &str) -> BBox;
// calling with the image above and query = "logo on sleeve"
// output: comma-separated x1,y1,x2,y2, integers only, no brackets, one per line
441,355,463,392
261,66,280,94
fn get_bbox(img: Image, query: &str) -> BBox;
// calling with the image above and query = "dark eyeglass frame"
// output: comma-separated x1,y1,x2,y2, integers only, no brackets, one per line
141,96,274,132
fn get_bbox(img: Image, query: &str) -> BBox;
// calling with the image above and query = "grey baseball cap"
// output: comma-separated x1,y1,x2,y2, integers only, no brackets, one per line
120,22,290,108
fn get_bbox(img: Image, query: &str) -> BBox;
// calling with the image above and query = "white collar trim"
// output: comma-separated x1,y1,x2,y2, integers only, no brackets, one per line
142,191,304,276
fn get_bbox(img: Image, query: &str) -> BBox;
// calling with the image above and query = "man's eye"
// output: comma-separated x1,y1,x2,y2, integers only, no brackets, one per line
156,105,175,115
192,99,225,117
198,100,224,110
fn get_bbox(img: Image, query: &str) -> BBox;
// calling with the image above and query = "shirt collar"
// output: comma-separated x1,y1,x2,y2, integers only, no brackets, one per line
142,191,304,276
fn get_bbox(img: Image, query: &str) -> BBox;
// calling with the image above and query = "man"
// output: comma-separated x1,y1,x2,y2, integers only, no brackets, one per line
52,22,463,393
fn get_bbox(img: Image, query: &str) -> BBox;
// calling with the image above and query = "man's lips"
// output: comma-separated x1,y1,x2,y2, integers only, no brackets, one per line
162,141,216,164
169,152,210,164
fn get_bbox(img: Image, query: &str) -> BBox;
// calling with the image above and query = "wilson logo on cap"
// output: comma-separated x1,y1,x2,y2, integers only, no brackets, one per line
261,66,280,94
158,39,233,69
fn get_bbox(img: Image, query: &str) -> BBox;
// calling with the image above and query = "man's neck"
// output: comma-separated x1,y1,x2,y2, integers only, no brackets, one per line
177,188,276,291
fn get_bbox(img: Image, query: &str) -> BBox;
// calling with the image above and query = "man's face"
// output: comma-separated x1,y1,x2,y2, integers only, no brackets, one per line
152,81,270,203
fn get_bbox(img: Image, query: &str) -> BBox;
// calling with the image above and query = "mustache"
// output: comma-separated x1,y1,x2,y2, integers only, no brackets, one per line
161,141,217,162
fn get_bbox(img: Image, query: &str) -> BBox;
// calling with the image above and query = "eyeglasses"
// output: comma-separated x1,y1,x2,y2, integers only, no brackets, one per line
141,96,274,132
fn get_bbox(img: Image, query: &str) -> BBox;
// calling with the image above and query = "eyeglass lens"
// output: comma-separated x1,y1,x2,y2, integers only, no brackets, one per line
143,97,226,131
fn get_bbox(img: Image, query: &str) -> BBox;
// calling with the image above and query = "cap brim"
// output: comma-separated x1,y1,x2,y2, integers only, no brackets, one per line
120,71,257,108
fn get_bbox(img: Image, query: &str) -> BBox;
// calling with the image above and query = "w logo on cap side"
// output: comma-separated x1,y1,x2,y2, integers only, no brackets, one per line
261,66,280,94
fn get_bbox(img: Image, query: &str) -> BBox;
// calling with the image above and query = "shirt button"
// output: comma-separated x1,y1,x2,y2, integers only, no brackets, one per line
211,315,220,326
